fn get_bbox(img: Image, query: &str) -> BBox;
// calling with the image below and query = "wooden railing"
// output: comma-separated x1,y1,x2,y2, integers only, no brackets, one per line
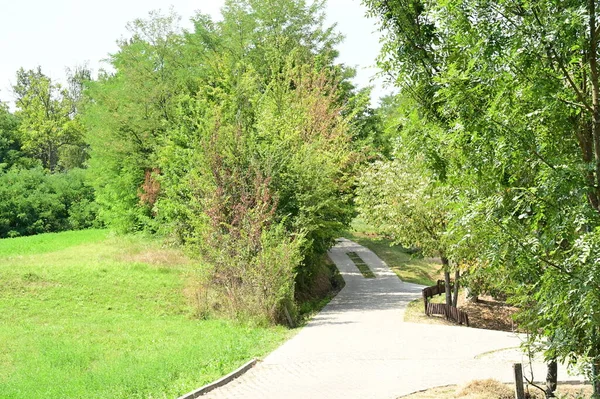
422,280,469,326
425,302,469,326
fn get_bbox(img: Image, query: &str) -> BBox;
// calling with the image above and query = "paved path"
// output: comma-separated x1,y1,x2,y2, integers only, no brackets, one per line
203,238,582,398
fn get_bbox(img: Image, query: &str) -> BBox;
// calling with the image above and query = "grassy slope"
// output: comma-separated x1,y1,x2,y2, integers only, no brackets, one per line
0,230,289,399
343,220,443,286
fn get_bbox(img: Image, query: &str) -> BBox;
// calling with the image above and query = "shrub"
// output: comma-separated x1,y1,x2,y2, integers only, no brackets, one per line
0,167,100,238
190,165,303,324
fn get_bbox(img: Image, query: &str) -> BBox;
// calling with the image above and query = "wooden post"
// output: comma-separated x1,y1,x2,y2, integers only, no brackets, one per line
513,363,525,399
284,305,295,328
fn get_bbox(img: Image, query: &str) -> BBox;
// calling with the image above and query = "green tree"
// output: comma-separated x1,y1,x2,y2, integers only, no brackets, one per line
84,1,359,323
84,10,185,231
13,67,87,172
0,102,24,170
355,145,459,305
0,167,98,238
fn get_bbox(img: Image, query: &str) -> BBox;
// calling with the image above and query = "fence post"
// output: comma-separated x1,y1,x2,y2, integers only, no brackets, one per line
513,363,525,399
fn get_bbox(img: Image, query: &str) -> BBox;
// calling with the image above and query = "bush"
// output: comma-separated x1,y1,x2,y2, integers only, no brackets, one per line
0,167,100,238
195,223,303,325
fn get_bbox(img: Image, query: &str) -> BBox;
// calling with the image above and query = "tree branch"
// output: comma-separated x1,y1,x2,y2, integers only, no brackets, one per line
529,6,594,114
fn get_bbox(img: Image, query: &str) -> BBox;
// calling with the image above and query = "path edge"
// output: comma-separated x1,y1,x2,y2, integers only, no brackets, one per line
176,358,258,399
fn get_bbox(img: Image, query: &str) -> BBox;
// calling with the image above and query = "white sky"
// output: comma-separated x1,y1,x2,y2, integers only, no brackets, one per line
0,0,392,108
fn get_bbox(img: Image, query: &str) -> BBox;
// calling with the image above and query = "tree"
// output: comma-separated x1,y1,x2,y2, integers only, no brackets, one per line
84,1,361,323
84,10,185,231
0,102,24,170
355,144,458,305
13,67,87,172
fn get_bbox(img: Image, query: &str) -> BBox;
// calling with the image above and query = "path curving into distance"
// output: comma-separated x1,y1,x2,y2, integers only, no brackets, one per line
202,238,584,399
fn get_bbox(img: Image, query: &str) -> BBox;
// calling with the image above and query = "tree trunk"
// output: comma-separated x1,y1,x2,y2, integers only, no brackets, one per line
593,358,600,398
452,269,460,307
440,256,453,307
465,286,478,303
545,360,557,398
589,0,600,213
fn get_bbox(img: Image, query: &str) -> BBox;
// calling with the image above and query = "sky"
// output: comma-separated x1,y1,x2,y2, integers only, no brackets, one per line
0,0,393,108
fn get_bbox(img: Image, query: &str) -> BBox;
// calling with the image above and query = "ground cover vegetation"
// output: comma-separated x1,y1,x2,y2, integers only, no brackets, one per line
359,0,600,396
0,230,289,399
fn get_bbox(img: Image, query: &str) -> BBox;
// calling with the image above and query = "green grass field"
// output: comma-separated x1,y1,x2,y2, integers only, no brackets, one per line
343,219,442,286
0,230,289,399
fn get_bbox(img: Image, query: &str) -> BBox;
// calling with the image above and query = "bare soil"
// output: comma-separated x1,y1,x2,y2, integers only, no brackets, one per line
399,379,592,399
406,290,519,332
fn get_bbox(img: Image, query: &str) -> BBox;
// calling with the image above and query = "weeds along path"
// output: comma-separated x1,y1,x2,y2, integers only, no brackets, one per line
203,239,583,399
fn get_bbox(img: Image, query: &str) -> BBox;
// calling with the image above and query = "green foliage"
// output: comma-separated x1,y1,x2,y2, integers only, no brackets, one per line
355,146,454,259
0,167,99,238
0,230,289,399
364,0,600,384
84,10,184,232
84,2,362,323
0,103,26,170
13,67,88,172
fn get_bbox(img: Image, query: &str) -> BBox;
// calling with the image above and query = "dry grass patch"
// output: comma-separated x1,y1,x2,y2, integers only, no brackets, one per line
400,379,592,399
120,246,192,268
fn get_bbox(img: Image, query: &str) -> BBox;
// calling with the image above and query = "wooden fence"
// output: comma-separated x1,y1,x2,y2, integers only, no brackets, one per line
422,280,469,326
425,302,470,326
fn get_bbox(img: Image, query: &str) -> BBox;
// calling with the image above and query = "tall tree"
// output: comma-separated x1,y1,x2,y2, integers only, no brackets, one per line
84,10,185,231
13,67,87,171
0,102,23,170
84,2,361,322
355,144,458,305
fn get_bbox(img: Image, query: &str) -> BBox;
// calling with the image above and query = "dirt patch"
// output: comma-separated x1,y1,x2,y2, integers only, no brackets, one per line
399,379,592,399
406,291,519,332
459,293,519,332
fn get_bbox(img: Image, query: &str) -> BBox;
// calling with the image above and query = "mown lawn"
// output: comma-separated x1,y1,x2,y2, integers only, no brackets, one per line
0,230,289,399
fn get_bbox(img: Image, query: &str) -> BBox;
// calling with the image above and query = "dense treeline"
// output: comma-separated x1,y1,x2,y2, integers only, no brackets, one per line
0,75,98,239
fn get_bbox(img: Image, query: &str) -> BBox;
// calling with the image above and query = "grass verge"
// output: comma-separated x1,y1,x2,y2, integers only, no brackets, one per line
0,230,289,399
296,254,345,325
347,252,376,278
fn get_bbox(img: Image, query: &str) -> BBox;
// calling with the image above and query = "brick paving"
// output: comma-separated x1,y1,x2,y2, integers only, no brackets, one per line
203,238,583,399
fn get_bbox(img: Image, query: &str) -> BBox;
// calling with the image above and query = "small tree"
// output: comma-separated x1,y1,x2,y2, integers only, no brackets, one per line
355,146,459,305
